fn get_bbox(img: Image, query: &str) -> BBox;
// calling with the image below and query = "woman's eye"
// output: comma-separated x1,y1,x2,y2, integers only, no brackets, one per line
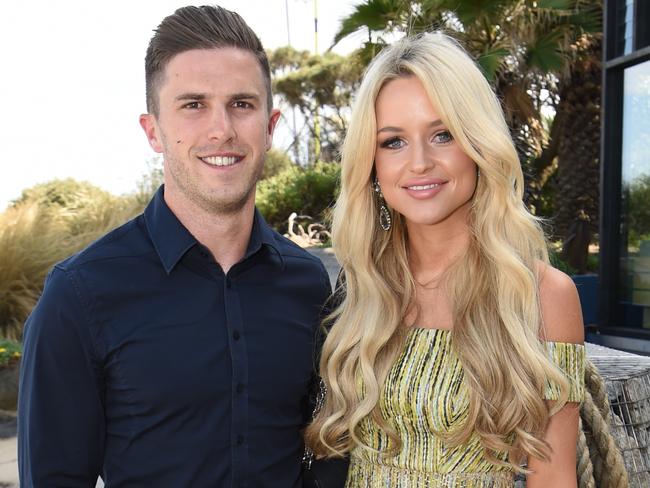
433,131,453,144
380,137,404,149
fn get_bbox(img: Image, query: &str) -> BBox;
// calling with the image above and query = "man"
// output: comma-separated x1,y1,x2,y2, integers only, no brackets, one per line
18,5,331,487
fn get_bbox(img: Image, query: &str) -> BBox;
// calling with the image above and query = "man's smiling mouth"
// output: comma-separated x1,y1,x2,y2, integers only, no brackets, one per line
200,156,241,167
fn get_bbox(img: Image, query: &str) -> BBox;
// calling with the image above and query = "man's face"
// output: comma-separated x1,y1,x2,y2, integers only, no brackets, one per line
140,47,280,214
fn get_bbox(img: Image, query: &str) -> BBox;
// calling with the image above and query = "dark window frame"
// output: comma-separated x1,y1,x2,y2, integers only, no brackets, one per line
599,0,650,337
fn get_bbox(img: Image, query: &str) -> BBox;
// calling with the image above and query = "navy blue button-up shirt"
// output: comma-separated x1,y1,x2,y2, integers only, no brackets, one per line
18,187,331,487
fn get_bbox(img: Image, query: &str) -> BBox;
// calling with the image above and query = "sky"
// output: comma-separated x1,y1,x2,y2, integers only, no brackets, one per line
0,0,364,210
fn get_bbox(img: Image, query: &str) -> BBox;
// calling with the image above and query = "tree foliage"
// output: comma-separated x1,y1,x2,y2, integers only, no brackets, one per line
13,178,114,211
262,148,294,180
133,158,164,205
269,47,364,163
12,178,140,236
626,174,650,247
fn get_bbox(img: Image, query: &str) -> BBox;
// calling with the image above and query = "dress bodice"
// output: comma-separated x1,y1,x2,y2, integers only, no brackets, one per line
346,328,585,487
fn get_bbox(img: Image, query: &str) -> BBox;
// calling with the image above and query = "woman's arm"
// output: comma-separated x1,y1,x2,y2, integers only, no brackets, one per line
527,264,585,488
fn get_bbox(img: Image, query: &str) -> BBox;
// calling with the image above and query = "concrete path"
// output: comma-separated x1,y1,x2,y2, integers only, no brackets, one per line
305,246,341,288
0,412,17,487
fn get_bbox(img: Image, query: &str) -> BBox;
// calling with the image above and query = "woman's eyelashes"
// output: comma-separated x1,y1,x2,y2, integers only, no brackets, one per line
378,130,454,150
380,137,405,149
432,130,453,144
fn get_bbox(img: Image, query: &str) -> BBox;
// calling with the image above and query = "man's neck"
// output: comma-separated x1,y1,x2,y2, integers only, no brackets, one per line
164,190,255,274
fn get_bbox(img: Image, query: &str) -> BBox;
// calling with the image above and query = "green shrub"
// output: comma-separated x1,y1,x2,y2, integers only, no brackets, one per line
0,340,21,369
262,148,294,180
549,249,578,276
256,161,340,231
12,178,142,236
13,178,113,210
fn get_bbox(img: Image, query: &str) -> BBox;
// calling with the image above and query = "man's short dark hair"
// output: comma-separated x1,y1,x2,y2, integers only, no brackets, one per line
145,5,273,116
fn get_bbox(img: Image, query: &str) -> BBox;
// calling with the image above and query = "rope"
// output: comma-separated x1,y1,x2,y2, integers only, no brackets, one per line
585,360,612,422
577,360,630,488
577,418,596,488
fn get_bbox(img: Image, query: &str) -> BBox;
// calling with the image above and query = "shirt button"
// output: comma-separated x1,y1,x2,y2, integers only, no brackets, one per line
233,330,240,341
236,383,244,394
237,435,244,445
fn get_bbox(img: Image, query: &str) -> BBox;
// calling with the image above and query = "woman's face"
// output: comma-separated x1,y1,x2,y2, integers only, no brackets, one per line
374,75,477,230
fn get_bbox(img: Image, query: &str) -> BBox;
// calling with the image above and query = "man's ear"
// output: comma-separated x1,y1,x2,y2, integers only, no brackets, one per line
139,114,164,153
265,109,281,151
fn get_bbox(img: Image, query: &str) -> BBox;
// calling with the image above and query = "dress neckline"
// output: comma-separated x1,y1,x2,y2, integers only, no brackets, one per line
409,327,452,333
409,327,584,348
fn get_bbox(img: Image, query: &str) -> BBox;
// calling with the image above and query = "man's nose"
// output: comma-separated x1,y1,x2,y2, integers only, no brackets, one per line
208,107,235,142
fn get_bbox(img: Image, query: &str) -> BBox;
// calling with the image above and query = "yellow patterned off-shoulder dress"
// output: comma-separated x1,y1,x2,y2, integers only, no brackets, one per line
346,327,585,488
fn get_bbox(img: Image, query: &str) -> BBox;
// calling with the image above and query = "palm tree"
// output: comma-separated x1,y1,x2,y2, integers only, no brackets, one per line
332,0,602,269
555,35,602,273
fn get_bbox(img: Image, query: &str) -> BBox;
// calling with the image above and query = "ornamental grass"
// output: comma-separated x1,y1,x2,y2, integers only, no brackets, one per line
0,181,144,340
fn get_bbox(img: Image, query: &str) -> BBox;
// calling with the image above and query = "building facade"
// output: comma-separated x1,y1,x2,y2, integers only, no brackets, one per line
597,0,650,352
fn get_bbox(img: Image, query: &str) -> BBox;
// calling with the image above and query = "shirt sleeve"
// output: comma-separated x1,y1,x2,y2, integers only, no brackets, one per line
543,341,586,403
19,265,105,486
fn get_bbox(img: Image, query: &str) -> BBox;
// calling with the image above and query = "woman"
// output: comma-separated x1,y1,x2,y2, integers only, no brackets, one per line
305,32,585,487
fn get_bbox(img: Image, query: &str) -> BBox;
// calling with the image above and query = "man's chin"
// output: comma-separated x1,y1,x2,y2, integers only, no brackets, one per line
195,189,254,215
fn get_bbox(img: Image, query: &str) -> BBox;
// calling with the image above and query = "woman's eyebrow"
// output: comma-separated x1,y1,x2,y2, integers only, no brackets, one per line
377,119,443,134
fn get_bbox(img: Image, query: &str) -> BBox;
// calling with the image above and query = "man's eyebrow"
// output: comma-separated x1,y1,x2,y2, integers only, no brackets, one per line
173,92,261,102
377,119,444,134
174,92,208,102
231,92,260,101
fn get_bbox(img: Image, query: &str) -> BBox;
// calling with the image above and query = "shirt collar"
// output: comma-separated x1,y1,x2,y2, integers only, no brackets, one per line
144,186,284,274
247,208,285,269
144,186,197,275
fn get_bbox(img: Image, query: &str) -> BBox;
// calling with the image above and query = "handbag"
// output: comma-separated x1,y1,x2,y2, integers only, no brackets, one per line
302,456,350,488
302,379,350,488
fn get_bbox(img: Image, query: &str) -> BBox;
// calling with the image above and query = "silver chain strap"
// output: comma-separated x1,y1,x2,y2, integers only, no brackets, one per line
302,379,327,469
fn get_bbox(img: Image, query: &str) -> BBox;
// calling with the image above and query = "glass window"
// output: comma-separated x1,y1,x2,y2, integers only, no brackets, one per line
615,0,635,56
620,60,650,328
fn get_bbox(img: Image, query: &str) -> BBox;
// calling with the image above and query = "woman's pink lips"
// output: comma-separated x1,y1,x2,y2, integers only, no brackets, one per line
403,181,446,199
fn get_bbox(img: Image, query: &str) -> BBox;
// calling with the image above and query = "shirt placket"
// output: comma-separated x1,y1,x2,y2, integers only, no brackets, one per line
223,273,250,487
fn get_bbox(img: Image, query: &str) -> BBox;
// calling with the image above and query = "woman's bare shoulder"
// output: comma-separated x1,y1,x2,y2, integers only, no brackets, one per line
536,261,585,344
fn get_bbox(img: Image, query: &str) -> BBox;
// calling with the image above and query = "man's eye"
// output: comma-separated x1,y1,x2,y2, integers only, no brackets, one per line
433,131,453,144
380,137,404,149
183,102,202,109
233,100,253,109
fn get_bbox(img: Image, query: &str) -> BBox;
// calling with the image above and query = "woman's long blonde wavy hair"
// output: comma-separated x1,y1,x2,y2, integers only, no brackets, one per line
304,32,571,470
